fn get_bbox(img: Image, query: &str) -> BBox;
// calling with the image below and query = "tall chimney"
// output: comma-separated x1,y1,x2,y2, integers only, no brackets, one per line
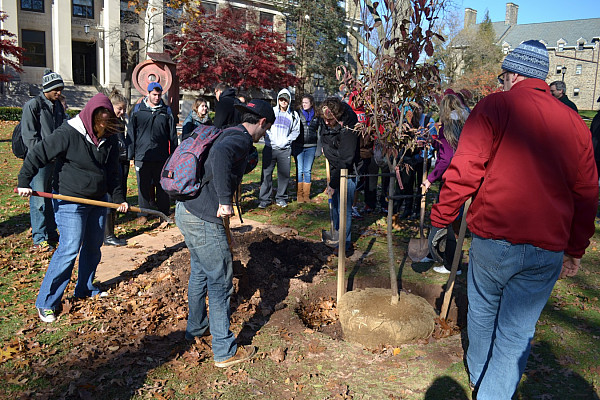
465,8,477,29
505,3,519,26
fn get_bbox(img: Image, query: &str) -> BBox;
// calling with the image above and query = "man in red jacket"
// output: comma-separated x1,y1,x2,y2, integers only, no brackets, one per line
429,40,598,399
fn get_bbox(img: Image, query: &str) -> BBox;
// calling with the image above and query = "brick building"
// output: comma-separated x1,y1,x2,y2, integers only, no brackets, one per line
462,2,600,111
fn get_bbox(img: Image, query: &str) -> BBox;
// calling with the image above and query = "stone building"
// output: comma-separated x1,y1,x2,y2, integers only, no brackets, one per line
0,0,361,107
461,2,600,111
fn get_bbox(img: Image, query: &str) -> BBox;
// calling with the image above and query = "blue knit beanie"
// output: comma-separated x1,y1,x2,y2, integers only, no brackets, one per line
501,40,549,80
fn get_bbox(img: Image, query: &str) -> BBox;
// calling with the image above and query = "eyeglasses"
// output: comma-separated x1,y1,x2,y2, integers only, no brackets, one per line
497,72,506,85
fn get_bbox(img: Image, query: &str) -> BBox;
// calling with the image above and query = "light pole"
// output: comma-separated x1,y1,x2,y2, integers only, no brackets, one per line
561,66,567,82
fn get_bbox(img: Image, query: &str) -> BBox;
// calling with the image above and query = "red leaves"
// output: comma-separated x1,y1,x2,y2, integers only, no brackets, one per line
167,5,298,91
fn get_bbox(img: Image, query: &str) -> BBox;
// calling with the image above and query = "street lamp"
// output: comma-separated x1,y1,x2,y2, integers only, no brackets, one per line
561,66,567,82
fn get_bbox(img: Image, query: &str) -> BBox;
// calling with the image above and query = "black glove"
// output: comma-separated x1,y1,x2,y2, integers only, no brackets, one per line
428,226,448,263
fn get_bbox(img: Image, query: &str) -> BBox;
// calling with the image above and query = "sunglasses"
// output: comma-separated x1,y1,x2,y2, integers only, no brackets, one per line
497,72,507,85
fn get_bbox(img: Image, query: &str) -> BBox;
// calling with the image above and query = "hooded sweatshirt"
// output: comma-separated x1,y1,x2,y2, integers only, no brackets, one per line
265,89,300,150
18,93,125,203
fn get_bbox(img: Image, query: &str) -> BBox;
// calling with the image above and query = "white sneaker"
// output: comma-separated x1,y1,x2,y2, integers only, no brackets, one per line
433,266,462,275
37,308,56,323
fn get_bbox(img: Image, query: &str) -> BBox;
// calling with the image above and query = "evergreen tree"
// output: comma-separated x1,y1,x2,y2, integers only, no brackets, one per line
279,0,346,96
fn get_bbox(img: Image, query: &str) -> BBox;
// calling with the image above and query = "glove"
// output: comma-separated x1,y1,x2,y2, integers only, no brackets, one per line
428,226,448,263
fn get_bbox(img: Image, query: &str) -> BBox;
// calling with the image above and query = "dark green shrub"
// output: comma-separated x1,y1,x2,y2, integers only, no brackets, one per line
0,107,23,121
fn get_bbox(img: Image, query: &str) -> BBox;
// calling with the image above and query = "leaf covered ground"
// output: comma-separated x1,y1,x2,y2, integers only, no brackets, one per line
1,121,599,399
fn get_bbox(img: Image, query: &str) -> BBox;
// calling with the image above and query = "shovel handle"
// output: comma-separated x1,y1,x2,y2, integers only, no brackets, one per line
14,189,173,223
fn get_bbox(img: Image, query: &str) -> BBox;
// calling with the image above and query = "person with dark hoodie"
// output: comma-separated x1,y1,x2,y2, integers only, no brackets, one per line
213,83,240,129
17,93,128,323
320,97,359,255
127,82,178,222
176,99,275,368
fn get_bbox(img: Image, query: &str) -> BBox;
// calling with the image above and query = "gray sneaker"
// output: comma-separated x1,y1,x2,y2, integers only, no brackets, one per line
37,308,56,323
214,345,257,368
275,200,288,208
258,201,269,209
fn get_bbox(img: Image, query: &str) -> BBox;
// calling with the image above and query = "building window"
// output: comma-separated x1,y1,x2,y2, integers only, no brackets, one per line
21,0,44,12
577,41,584,50
120,0,137,24
121,40,139,74
164,6,182,34
503,46,509,54
21,29,46,67
576,64,582,75
73,0,93,19
556,65,563,74
260,12,274,31
573,88,580,97
286,19,296,45
203,3,217,14
558,42,564,52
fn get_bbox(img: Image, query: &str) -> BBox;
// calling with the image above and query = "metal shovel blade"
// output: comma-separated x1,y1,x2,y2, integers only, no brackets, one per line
408,237,429,262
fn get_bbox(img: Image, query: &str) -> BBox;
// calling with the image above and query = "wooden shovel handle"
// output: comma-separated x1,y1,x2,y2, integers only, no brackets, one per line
440,198,472,321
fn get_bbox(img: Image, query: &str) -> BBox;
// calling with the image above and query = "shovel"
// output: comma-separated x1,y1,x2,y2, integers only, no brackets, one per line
407,147,429,262
321,159,339,245
15,189,174,223
440,198,472,321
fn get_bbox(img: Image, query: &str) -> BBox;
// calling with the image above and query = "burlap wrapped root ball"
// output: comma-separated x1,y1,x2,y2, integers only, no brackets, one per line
338,288,436,348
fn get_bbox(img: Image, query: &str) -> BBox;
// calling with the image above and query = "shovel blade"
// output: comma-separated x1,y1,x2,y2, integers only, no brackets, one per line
408,237,429,262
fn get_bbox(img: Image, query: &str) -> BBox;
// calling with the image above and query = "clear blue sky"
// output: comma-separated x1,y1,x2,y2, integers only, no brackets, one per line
460,0,600,24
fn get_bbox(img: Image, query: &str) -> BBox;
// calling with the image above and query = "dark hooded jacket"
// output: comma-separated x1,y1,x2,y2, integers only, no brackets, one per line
321,102,359,190
213,88,241,129
18,93,125,203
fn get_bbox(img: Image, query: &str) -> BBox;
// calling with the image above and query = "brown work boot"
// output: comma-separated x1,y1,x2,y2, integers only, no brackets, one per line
304,183,312,203
297,183,305,203
214,345,257,368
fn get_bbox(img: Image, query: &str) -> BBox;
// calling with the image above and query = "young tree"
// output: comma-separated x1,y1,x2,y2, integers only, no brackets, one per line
339,0,445,304
278,0,346,97
0,11,24,82
166,5,298,91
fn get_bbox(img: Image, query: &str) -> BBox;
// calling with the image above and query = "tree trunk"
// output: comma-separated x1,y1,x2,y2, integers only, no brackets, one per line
388,157,399,305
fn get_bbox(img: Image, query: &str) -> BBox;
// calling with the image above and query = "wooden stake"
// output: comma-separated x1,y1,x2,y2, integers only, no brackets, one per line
337,169,348,303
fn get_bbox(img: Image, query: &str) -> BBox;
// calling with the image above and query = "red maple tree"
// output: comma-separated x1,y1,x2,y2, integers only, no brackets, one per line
0,11,24,82
167,6,298,91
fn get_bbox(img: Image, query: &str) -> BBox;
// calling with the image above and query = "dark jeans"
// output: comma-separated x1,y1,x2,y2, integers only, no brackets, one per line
135,160,170,215
259,146,291,203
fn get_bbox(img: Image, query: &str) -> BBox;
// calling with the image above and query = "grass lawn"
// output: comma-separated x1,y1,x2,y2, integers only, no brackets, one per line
0,119,599,398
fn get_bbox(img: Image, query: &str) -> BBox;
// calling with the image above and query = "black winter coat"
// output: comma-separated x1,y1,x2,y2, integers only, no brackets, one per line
18,121,125,203
127,100,178,162
321,103,359,190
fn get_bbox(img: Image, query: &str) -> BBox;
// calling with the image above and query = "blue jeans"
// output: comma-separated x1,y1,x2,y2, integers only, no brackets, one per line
467,234,562,399
29,163,58,244
293,146,317,183
175,202,237,362
332,177,356,249
36,196,107,310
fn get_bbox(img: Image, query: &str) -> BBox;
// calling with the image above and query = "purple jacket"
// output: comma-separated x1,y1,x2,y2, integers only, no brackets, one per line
427,125,454,183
